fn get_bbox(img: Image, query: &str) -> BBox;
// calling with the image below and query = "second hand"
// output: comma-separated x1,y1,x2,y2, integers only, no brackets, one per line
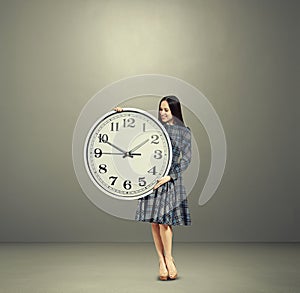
102,152,141,156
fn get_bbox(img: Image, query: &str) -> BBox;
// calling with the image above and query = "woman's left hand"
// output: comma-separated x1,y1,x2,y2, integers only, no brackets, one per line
153,176,171,190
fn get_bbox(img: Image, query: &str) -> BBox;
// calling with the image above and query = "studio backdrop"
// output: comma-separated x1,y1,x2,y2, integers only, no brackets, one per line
0,0,298,242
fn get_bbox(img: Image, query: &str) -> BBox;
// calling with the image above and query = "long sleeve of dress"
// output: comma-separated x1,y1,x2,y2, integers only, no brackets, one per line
169,127,192,181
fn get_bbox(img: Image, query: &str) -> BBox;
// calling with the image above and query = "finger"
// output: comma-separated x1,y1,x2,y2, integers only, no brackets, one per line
113,107,123,112
153,183,160,190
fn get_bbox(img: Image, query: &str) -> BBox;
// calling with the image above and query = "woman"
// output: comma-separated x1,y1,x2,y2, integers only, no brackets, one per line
115,96,192,281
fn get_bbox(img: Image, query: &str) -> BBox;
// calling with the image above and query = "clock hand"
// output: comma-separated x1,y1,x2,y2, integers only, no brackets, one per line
123,152,142,158
128,138,150,154
102,152,127,155
105,141,128,155
102,152,141,156
105,141,138,158
106,141,133,158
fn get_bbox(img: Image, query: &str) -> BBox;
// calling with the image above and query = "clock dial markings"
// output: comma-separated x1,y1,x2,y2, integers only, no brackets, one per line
109,176,118,185
98,164,107,174
123,117,135,128
153,149,163,159
110,122,119,132
98,133,109,143
150,134,160,144
147,166,157,175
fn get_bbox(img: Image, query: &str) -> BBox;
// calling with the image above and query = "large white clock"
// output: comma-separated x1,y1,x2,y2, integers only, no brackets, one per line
84,108,172,200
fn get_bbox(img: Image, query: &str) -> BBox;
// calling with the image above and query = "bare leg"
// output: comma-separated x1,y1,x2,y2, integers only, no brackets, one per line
151,223,164,260
159,224,173,258
151,223,168,279
159,224,177,279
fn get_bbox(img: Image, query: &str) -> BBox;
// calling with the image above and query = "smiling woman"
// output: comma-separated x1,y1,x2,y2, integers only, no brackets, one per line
135,96,192,281
115,96,192,280
159,101,174,124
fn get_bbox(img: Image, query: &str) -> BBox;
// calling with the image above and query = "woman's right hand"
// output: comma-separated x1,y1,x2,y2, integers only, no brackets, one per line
113,107,123,112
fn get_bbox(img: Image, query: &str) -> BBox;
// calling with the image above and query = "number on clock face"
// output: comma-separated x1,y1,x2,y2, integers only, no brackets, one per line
84,108,172,200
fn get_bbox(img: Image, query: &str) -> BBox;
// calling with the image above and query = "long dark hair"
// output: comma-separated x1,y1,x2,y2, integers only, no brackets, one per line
158,95,185,126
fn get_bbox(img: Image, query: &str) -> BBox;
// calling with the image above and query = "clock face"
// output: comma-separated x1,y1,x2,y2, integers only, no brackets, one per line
84,108,172,200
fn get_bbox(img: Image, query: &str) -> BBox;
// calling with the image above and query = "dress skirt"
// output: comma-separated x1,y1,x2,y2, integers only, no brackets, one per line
135,181,191,226
135,123,192,226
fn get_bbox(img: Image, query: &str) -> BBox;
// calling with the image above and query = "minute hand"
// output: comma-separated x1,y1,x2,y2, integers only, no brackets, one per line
128,139,150,154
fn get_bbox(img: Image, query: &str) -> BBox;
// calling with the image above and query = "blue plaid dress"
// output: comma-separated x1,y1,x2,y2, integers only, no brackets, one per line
135,123,192,226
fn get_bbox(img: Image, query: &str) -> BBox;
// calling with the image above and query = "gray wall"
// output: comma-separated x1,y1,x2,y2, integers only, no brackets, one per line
0,0,298,242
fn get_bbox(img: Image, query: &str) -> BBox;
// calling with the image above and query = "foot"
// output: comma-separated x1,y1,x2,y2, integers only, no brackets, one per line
165,256,177,280
159,258,168,281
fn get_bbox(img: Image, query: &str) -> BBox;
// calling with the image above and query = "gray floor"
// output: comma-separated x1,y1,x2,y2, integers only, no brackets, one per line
0,243,299,293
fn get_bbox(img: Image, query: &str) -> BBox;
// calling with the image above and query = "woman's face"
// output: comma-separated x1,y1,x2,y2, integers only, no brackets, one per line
159,100,174,125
